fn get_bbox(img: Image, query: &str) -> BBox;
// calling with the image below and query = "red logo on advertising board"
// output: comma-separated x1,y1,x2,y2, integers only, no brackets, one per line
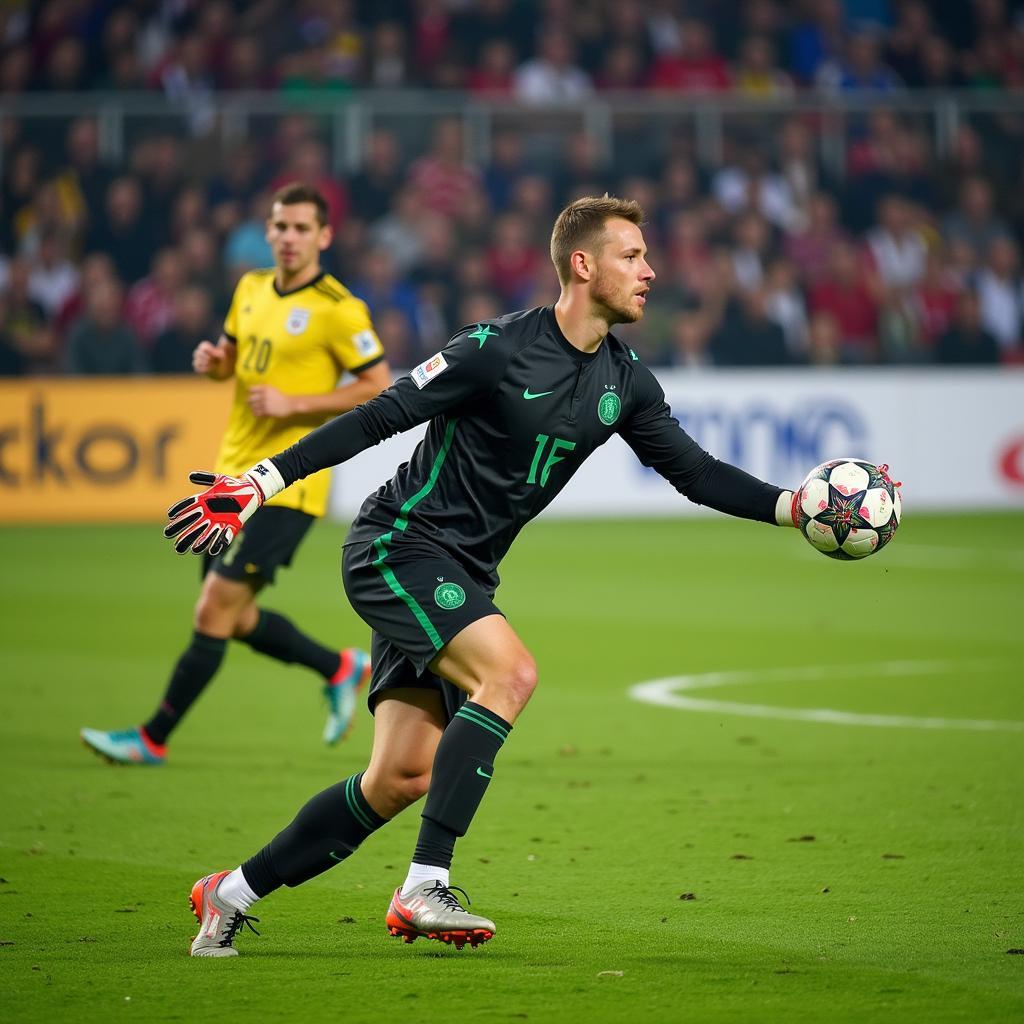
998,436,1024,486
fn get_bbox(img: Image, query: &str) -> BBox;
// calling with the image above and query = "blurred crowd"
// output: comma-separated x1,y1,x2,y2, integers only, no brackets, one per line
3,0,1024,373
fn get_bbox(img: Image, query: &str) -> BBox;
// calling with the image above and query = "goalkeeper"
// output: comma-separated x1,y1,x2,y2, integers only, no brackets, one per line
81,184,390,764
171,196,798,956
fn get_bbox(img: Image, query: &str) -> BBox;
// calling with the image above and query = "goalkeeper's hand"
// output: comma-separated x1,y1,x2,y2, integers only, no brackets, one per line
164,460,284,556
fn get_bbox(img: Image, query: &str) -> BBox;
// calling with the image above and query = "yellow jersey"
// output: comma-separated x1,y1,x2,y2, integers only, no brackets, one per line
216,269,385,517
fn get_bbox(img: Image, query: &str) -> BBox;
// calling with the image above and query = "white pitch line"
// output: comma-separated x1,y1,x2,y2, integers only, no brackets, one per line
628,660,1024,732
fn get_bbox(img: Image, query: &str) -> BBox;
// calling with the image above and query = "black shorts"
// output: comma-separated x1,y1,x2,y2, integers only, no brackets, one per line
203,506,316,586
342,534,503,722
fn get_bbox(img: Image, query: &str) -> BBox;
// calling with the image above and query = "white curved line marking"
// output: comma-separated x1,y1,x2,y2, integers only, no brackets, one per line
628,660,1024,732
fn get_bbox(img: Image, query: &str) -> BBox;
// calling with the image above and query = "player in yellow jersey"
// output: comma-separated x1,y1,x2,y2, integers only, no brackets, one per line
81,183,391,764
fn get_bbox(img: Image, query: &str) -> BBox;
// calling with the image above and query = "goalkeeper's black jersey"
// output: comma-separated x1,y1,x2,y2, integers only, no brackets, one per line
272,305,783,586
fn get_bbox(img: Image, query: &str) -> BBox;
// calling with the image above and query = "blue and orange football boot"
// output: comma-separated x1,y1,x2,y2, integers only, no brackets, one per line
323,648,371,745
80,726,166,765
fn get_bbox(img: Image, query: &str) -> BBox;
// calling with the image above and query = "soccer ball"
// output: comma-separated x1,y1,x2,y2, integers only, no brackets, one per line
794,458,902,561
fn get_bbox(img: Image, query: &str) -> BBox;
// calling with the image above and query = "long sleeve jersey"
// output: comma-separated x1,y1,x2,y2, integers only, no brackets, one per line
272,306,784,585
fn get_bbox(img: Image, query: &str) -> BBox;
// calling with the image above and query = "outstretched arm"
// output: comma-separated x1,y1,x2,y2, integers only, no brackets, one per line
620,365,794,527
165,327,510,554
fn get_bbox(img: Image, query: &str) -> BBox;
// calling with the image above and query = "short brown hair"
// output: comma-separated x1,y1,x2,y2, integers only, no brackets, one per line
549,195,645,285
269,182,330,227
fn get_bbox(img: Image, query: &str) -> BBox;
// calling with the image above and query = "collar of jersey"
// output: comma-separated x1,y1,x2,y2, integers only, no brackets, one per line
544,305,602,363
273,270,327,298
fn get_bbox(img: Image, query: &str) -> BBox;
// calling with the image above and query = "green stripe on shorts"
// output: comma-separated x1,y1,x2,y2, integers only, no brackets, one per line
371,533,444,651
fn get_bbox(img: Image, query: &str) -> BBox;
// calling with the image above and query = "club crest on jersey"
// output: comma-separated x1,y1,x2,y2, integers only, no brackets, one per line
411,352,449,389
598,391,621,425
285,308,310,335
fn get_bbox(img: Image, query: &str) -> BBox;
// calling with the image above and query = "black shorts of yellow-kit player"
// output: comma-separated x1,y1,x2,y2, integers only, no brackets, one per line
202,506,316,586
342,535,504,723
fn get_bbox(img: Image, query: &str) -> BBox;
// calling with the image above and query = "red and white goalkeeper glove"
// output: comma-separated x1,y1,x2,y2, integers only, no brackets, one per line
164,459,285,556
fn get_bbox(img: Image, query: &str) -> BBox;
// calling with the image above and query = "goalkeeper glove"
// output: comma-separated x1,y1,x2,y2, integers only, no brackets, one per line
164,459,285,556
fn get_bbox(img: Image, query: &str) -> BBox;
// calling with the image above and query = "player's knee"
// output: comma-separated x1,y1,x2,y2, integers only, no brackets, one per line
365,767,431,816
501,655,538,709
193,594,241,635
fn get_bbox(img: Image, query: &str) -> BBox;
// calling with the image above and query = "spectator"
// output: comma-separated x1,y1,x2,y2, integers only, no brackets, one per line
53,252,119,342
713,147,798,232
976,236,1024,356
730,212,775,294
935,290,1001,364
370,187,429,274
942,175,1012,261
710,289,790,366
789,0,846,84
53,117,116,235
466,38,517,95
367,21,410,88
595,41,646,90
734,35,793,96
482,129,529,213
350,247,422,345
270,138,348,232
884,0,931,84
132,133,187,246
28,230,79,320
348,129,404,225
805,309,844,366
764,257,810,357
0,295,27,376
65,278,145,375
406,118,482,219
220,35,275,90
152,284,217,374
669,307,714,368
808,241,879,360
553,131,607,208
484,211,544,306
912,249,961,350
153,31,216,136
456,290,503,332
125,248,187,348
821,28,903,92
647,17,731,90
1,257,56,372
513,29,593,102
784,192,848,284
224,191,274,283
84,175,156,285
2,144,43,251
865,194,927,291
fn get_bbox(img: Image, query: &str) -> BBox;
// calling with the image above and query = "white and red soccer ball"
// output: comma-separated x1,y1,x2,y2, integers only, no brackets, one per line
793,458,903,561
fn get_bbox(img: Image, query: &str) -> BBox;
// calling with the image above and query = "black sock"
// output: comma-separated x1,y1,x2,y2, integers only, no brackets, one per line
413,702,511,870
239,609,339,679
240,772,388,895
143,632,227,745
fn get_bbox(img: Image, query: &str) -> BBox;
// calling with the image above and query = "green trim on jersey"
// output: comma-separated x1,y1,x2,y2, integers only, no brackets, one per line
393,419,458,531
372,533,444,651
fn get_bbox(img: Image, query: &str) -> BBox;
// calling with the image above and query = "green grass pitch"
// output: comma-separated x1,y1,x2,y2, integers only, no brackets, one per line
1,513,1022,1023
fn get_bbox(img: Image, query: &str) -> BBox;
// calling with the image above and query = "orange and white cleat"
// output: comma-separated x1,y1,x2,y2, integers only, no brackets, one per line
386,881,495,949
188,870,260,957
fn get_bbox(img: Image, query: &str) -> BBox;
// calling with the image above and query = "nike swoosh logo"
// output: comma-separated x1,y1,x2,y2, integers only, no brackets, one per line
523,388,554,400
328,850,346,862
476,766,493,779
